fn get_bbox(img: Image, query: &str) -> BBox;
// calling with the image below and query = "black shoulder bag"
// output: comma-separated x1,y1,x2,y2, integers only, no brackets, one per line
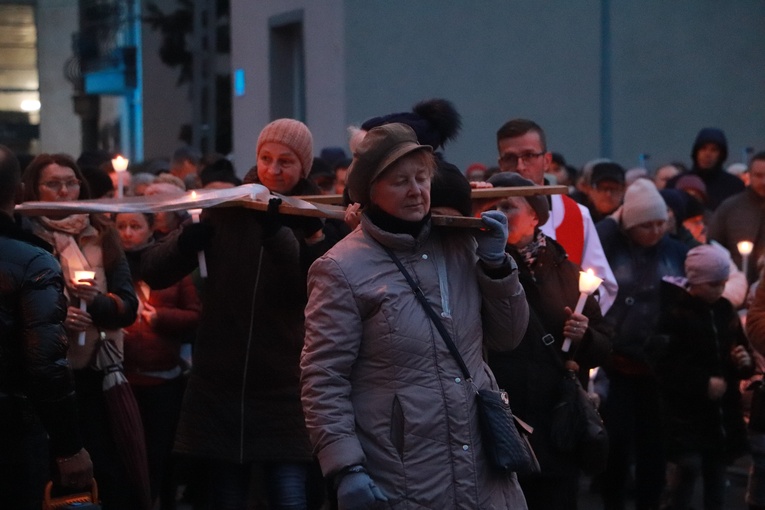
530,307,609,475
383,246,539,474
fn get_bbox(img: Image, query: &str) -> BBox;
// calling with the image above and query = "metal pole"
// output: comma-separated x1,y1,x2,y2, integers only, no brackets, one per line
192,0,204,152
599,0,612,159
206,0,217,154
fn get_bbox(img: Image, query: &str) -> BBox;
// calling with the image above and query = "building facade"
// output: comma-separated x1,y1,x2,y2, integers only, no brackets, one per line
230,1,765,173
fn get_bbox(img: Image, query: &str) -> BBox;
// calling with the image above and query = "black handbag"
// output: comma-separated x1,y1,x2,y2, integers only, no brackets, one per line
549,369,609,474
383,246,540,474
475,387,540,473
533,308,609,474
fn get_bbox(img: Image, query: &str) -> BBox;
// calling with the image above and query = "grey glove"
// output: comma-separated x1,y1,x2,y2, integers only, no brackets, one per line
476,210,509,267
337,469,388,510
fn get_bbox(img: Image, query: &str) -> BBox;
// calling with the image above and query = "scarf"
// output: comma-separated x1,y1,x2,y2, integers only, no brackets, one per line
516,229,547,274
366,205,430,238
33,214,117,369
34,215,103,289
38,213,90,236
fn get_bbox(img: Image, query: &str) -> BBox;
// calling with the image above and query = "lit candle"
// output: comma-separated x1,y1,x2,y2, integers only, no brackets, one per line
112,155,129,199
188,191,208,278
738,240,754,278
74,270,95,346
562,269,604,352
588,367,598,394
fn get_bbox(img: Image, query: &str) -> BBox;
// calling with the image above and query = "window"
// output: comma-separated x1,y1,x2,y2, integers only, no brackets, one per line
0,4,39,153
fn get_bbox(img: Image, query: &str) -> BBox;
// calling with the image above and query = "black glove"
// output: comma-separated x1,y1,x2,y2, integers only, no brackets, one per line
260,197,284,239
177,222,215,254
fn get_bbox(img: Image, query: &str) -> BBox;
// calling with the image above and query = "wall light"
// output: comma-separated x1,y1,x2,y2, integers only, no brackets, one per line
20,99,41,112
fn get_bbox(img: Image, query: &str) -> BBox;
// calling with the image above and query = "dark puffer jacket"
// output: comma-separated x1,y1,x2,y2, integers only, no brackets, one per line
0,213,82,458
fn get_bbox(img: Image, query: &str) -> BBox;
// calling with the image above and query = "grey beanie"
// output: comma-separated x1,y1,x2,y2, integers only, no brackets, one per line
685,244,730,285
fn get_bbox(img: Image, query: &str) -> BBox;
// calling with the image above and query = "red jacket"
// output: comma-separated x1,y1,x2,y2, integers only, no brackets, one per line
124,275,201,385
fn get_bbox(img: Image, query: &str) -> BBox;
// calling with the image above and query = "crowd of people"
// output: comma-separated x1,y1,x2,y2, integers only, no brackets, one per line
2,98,765,510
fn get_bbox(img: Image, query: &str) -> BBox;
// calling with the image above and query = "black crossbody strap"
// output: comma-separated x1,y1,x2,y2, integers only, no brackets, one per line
526,301,585,376
382,245,473,381
526,304,566,371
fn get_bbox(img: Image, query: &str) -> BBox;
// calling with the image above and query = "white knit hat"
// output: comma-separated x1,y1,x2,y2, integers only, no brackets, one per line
621,179,668,229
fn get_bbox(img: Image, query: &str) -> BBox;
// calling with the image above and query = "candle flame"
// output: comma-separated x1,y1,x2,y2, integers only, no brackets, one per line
737,240,754,256
111,155,129,172
191,191,197,200
579,268,604,294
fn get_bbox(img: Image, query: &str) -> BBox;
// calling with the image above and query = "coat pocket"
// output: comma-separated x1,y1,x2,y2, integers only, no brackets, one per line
390,394,404,460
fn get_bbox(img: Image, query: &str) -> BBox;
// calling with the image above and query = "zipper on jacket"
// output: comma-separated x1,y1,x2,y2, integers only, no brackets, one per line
434,237,452,318
241,245,265,463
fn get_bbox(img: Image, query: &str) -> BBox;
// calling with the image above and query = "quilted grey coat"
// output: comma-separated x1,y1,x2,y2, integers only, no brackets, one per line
301,215,529,509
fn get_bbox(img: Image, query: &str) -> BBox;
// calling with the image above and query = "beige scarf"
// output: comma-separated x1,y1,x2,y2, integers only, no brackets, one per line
35,215,124,369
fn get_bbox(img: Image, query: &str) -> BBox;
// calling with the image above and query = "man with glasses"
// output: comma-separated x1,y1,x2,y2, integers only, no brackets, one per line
496,118,617,313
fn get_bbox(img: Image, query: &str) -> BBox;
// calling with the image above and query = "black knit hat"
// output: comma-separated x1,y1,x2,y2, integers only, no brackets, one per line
361,98,461,151
683,194,706,219
659,188,687,222
431,159,473,217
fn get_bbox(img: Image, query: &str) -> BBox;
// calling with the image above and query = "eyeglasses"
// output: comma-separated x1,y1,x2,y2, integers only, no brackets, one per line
592,184,625,195
499,151,545,170
40,179,81,192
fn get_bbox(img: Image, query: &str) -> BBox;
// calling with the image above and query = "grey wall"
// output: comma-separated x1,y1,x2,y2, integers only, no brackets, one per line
230,0,345,174
608,2,765,170
233,1,765,175
343,1,602,170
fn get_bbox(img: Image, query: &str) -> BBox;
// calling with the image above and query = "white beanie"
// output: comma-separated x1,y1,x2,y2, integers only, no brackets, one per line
621,179,668,230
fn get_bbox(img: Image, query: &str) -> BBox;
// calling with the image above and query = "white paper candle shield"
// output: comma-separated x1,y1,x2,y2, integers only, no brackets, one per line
73,270,95,346
738,240,754,277
112,155,129,199
562,269,603,352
